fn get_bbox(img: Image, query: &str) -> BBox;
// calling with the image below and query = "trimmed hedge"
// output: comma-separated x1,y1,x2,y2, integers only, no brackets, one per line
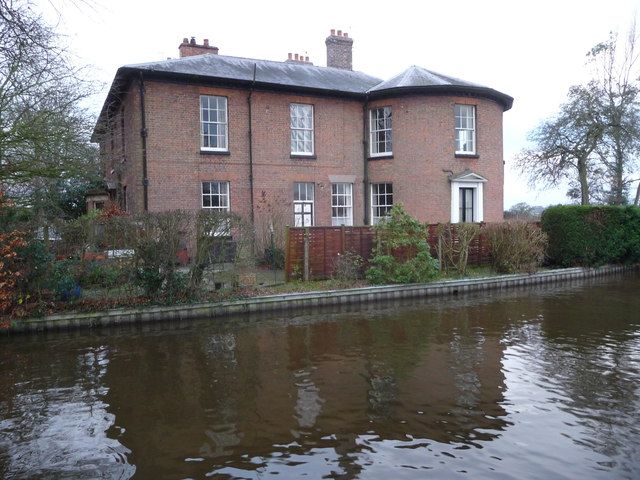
541,205,640,266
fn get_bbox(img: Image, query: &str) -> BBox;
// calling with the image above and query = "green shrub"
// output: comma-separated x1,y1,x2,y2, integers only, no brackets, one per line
133,211,191,298
485,222,547,273
541,205,640,266
14,238,53,297
365,205,439,284
79,261,122,288
51,259,81,301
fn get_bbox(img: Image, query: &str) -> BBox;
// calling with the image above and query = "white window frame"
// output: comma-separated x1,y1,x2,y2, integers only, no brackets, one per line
455,104,476,155
202,181,230,212
331,183,353,226
202,181,231,236
371,183,393,225
294,182,315,227
450,179,484,223
200,95,228,152
290,103,314,156
369,107,393,157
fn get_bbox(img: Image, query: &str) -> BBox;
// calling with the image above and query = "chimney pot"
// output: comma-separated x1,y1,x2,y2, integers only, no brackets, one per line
331,29,336,35
179,37,219,57
337,30,342,36
295,53,299,60
288,52,292,60
305,56,309,62
344,32,348,38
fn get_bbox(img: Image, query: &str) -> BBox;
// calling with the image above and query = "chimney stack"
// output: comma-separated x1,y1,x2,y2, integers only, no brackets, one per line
285,52,313,65
325,29,353,70
179,36,219,57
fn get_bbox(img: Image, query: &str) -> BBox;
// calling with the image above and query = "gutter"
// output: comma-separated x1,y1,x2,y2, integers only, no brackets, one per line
247,64,256,225
362,96,370,225
139,72,149,211
366,85,514,111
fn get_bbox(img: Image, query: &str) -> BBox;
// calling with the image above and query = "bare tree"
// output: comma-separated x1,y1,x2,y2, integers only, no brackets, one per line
0,0,99,211
505,202,543,220
518,24,640,206
587,26,640,205
516,85,603,205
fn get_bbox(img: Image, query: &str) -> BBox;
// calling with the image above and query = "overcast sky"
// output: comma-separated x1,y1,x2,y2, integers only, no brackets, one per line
40,0,640,209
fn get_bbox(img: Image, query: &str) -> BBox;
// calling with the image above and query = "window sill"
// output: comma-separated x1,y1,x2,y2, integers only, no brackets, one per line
455,153,479,159
200,149,231,156
291,154,317,160
368,154,394,160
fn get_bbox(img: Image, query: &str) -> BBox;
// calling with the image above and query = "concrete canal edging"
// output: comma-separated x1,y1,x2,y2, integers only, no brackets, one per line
3,264,637,334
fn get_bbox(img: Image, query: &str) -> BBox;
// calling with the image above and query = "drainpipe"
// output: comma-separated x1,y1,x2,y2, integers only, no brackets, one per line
247,63,257,226
139,72,149,212
362,96,370,225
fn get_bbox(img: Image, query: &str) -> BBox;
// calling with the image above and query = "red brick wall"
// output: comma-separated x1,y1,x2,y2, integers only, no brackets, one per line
98,83,143,213
100,79,505,228
138,80,366,231
367,95,504,223
251,91,365,227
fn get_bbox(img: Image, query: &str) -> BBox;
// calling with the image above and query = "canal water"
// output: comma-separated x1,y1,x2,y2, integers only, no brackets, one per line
1,273,639,479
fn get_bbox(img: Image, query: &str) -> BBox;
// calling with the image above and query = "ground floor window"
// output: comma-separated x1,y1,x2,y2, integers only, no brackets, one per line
202,181,230,212
371,183,393,225
331,183,353,226
294,182,314,227
202,181,231,236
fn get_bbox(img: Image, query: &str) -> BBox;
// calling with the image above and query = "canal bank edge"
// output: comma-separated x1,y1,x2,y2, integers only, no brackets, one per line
4,265,638,334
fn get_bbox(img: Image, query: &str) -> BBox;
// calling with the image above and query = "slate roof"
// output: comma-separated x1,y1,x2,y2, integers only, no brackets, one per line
94,53,513,136
370,65,482,91
368,65,513,109
126,54,383,94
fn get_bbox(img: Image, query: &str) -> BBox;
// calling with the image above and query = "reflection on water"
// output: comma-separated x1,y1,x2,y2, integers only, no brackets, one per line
0,346,134,479
1,273,639,479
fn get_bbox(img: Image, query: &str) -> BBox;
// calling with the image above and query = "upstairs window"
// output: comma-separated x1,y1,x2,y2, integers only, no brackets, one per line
455,104,476,154
331,183,353,226
290,104,314,155
200,96,228,151
294,182,314,227
371,183,393,225
369,107,392,157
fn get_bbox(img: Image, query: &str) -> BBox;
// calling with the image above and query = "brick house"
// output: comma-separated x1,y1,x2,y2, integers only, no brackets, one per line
93,30,512,237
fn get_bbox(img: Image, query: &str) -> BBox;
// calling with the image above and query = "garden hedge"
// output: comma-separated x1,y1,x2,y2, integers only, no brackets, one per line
540,205,640,267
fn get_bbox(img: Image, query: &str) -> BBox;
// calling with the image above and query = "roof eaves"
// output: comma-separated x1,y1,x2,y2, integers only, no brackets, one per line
367,84,513,111
92,68,134,141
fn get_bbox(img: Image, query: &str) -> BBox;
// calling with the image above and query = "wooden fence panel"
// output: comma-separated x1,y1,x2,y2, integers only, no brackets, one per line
285,223,500,280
